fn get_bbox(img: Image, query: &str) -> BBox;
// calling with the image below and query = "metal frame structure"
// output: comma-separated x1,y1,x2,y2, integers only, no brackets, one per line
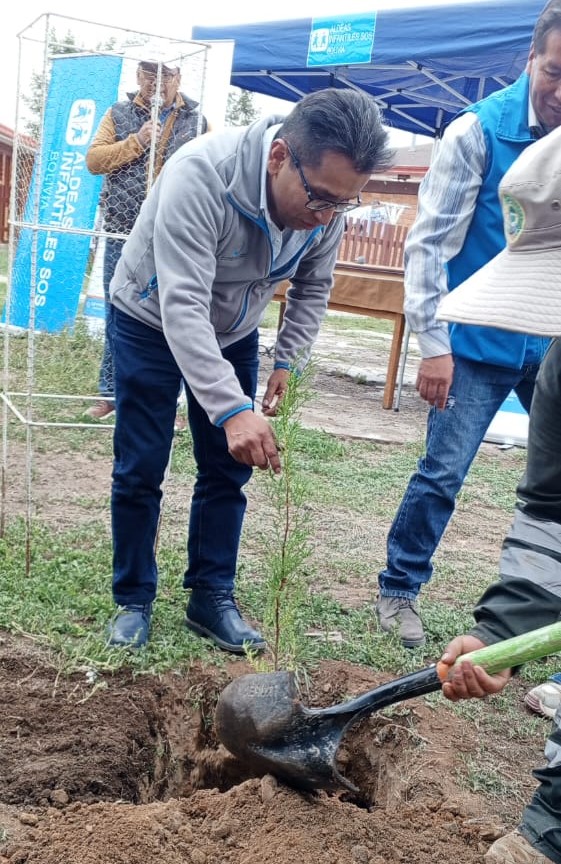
0,14,209,562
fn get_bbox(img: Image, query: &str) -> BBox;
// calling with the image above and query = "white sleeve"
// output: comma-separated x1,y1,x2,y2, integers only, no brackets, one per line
404,112,487,358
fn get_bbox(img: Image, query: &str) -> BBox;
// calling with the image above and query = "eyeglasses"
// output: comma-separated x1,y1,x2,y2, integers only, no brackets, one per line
140,69,178,82
285,141,362,214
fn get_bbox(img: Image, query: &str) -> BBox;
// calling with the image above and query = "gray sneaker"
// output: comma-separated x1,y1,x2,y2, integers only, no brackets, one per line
375,595,425,648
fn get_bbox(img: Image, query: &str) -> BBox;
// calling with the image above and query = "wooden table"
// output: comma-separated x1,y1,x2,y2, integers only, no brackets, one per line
273,261,405,410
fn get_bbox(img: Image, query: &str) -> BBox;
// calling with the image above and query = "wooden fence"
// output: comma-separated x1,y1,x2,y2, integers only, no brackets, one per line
338,218,408,268
273,219,409,410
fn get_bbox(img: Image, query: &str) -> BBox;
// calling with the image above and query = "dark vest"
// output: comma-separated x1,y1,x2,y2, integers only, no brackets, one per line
103,92,206,234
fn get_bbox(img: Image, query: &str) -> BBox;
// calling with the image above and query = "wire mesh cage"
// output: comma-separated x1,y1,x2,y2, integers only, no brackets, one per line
3,14,208,420
1,14,210,545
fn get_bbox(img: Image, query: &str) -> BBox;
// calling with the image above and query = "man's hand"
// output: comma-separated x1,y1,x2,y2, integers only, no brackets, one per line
439,635,512,702
416,354,454,409
223,410,281,474
137,120,161,149
261,368,290,417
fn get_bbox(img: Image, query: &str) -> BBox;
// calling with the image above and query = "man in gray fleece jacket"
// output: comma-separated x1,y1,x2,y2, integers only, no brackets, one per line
106,88,393,651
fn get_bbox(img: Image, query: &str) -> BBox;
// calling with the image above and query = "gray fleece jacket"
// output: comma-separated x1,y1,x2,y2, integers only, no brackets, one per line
110,115,344,426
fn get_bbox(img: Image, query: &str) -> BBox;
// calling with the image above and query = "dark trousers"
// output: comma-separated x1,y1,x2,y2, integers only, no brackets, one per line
110,307,259,605
519,339,561,864
98,238,125,398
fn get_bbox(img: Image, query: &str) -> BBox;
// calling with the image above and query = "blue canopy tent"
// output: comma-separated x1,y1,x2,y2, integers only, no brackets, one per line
192,0,545,137
192,0,546,416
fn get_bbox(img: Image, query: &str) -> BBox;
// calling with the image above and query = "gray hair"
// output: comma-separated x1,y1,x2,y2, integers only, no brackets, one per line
533,1,561,54
277,88,394,174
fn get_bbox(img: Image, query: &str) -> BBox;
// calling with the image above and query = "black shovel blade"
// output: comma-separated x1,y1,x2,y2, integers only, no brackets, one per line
215,667,442,792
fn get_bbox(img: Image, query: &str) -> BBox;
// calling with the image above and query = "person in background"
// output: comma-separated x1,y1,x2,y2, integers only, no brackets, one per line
85,59,207,421
436,124,561,864
105,88,394,651
525,673,561,718
375,0,561,649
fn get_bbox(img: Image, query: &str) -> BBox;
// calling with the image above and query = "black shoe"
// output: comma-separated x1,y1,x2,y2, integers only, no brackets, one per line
185,589,266,654
107,604,152,648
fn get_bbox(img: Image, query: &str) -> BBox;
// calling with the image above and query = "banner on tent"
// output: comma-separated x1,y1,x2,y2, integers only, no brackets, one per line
2,54,122,333
484,391,528,448
307,13,377,67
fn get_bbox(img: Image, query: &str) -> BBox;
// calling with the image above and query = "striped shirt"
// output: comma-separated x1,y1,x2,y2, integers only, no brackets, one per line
403,111,488,359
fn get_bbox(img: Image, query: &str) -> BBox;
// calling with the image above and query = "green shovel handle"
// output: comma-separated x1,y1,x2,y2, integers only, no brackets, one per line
447,621,561,677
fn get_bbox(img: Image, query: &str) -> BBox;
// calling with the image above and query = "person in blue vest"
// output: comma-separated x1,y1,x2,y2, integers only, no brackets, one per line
375,0,561,649
85,60,207,421
436,123,561,864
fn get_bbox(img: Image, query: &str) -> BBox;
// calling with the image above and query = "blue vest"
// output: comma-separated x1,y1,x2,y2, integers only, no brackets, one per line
447,73,549,368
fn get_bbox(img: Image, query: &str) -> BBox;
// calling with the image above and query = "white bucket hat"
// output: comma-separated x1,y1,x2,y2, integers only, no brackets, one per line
436,124,561,337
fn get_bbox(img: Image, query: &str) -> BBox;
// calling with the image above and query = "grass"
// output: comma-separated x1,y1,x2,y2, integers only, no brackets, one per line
260,300,396,337
458,748,525,801
0,391,539,684
0,518,219,675
0,319,109,441
0,244,7,310
323,313,396,335
0,244,7,277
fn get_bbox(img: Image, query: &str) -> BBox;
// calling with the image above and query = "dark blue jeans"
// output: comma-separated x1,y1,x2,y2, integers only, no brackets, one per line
98,238,125,398
110,307,259,606
378,356,541,599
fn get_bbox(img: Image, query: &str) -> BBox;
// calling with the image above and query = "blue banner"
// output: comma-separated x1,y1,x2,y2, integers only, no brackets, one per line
307,14,377,67
3,54,122,332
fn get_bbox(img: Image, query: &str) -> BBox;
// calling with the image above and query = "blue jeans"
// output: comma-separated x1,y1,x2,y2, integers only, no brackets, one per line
110,307,259,606
98,238,125,398
378,356,540,599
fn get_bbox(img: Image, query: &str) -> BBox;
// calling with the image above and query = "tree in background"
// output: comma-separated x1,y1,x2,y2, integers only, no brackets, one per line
23,29,116,139
225,88,260,127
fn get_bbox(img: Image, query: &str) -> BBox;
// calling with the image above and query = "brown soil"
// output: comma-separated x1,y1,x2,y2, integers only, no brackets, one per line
0,334,539,864
0,633,544,864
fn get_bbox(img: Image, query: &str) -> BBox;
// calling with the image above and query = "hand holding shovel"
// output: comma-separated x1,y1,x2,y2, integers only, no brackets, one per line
215,622,561,793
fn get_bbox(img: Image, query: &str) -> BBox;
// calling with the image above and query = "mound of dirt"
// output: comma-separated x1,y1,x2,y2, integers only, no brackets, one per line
0,634,539,864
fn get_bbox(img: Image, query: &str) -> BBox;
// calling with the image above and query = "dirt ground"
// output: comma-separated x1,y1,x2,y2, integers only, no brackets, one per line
0,633,545,864
0,325,540,864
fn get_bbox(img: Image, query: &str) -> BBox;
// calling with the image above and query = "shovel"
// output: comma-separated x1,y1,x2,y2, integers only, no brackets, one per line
215,622,561,793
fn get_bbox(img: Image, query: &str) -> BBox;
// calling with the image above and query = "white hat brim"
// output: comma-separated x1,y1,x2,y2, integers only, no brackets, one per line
436,246,561,337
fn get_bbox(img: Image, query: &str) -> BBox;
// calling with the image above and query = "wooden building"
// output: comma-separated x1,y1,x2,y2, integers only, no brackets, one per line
0,125,13,244
362,139,433,228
